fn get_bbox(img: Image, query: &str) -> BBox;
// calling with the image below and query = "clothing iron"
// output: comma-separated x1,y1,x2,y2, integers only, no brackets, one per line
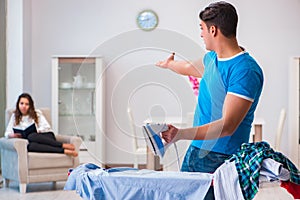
142,123,169,158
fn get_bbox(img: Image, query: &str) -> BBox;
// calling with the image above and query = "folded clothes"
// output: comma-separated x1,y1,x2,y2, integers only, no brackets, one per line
260,158,290,182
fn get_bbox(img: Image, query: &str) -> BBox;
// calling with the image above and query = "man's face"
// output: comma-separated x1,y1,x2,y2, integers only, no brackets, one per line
200,21,213,51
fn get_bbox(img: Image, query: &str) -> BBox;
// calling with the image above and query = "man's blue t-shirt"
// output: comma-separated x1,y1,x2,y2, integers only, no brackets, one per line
191,51,264,155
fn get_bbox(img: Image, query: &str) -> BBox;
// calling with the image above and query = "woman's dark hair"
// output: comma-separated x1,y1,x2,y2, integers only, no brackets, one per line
14,93,38,125
199,1,238,38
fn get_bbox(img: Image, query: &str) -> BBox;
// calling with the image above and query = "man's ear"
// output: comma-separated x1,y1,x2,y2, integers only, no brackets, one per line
210,25,217,37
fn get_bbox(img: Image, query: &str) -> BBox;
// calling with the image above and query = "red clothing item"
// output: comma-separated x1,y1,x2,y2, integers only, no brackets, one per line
280,181,300,199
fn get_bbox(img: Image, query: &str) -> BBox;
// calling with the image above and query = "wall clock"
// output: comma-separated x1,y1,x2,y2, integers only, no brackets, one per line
136,10,159,31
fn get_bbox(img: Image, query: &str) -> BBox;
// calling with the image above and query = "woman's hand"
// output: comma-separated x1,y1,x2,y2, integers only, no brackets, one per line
161,124,179,144
9,133,22,138
156,53,175,69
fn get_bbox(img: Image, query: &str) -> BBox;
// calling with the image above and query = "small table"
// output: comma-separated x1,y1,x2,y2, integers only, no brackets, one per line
252,118,265,142
146,147,161,170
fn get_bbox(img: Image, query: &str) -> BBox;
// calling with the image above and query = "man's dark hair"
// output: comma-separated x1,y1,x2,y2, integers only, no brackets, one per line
199,1,238,38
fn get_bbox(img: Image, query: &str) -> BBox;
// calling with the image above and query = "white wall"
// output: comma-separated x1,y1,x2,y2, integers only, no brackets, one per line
23,0,32,93
6,0,32,108
8,0,300,163
6,0,24,109
235,0,300,156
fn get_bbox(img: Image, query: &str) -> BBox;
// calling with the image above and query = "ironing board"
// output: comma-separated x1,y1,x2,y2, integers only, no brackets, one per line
64,163,213,200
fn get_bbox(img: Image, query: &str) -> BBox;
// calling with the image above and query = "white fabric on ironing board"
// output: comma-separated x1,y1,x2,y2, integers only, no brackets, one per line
214,160,244,200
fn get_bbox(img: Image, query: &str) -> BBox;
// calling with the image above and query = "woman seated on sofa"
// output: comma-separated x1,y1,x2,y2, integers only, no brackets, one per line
5,92,78,157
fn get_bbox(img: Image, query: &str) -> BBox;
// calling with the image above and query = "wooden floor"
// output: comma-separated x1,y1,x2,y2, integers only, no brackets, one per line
0,178,294,200
0,181,82,200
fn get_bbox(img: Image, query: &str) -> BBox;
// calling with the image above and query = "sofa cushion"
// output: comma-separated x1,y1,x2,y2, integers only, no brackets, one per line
28,152,74,169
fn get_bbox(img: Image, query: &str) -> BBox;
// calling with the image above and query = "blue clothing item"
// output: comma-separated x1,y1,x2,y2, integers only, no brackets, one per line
64,163,103,191
192,51,264,155
64,163,213,200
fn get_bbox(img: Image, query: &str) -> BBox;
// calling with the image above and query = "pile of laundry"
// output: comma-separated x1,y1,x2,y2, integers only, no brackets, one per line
214,141,300,199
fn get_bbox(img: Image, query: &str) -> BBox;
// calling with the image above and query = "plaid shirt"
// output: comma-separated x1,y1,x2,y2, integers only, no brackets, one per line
228,141,300,200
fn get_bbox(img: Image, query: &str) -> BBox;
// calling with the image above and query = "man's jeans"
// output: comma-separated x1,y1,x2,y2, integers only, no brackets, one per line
181,145,231,200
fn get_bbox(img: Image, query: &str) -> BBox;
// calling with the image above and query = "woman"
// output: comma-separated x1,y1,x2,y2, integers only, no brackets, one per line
5,93,78,157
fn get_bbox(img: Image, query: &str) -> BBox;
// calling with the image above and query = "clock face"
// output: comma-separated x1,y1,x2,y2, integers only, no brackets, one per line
137,10,158,31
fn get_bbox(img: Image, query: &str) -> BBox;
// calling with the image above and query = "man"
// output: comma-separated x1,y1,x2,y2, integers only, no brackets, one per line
156,1,264,199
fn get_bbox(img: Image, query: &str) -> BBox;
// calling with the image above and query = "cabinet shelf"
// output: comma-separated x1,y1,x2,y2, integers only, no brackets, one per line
59,87,95,90
59,114,95,117
58,57,96,64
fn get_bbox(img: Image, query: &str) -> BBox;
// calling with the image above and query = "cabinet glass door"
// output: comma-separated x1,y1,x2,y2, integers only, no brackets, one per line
58,58,97,142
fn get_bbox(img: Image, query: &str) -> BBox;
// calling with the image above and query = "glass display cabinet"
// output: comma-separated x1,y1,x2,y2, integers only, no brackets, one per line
51,56,105,166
